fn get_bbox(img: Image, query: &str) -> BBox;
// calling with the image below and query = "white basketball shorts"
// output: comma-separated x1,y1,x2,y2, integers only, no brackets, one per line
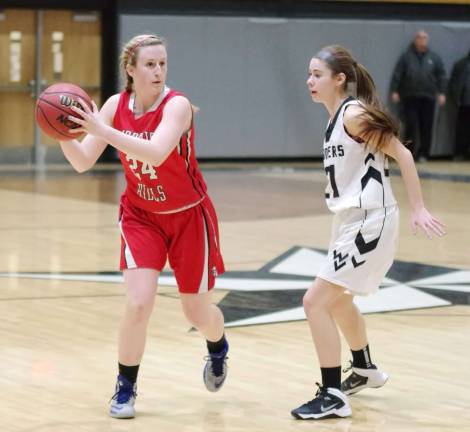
317,205,399,296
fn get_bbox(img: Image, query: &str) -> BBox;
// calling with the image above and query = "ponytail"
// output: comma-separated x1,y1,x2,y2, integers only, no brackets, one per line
353,62,400,150
356,106,400,151
354,62,380,108
315,44,400,151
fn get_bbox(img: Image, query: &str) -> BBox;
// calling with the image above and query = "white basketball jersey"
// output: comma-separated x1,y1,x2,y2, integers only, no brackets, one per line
323,97,396,213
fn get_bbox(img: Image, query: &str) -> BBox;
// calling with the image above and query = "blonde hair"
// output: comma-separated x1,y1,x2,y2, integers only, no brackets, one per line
120,34,166,92
315,45,400,150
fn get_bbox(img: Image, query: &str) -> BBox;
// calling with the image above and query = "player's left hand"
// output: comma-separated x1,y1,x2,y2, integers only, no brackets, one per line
68,98,106,138
410,207,445,239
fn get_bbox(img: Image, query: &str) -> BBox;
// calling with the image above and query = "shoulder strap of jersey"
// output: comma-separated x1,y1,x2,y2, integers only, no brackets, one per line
325,96,355,142
116,91,130,112
113,91,131,127
159,89,195,131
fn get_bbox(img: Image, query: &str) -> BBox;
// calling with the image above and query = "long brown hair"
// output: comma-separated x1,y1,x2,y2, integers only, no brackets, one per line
120,34,166,92
315,45,400,150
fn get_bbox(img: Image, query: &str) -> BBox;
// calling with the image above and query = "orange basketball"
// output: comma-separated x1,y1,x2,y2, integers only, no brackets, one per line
35,83,92,141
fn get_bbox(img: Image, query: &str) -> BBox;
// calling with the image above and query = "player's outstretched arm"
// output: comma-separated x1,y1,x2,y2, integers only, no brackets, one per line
69,95,192,167
60,94,119,173
344,108,445,239
382,137,446,239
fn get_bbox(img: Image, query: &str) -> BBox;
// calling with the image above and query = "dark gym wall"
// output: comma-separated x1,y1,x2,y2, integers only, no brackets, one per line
118,11,470,157
4,1,469,159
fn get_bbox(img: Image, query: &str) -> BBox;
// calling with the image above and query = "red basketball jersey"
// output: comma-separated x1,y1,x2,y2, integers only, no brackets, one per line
113,89,207,212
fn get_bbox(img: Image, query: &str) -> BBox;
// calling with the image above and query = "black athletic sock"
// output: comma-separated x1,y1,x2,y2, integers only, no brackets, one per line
320,366,341,390
351,344,374,369
118,363,140,384
206,334,226,354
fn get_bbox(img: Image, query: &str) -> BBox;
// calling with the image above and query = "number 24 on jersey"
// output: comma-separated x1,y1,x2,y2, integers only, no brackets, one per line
126,155,158,180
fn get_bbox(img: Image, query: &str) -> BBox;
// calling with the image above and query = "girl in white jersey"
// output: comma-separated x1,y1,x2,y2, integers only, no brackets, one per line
291,45,445,420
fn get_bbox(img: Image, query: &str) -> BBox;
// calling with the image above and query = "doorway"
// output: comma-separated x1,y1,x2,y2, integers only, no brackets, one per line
0,9,101,164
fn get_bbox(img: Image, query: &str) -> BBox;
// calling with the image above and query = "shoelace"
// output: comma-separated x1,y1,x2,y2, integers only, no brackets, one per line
303,382,328,406
110,384,137,404
342,360,353,373
314,382,328,398
204,352,229,377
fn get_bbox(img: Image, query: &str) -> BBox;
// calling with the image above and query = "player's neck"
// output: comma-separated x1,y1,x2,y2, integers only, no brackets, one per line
325,94,349,118
133,88,164,114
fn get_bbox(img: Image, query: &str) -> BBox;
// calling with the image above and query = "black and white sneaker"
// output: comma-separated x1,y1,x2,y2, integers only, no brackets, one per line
341,362,389,395
291,383,352,420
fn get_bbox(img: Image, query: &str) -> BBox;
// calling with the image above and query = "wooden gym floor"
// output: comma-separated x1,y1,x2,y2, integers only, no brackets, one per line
0,160,469,432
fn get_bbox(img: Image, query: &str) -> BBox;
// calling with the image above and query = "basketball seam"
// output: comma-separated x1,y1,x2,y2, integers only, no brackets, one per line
37,97,86,120
36,104,77,139
41,91,92,108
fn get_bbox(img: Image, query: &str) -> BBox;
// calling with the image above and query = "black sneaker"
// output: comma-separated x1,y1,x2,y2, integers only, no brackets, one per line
341,362,388,395
291,383,351,420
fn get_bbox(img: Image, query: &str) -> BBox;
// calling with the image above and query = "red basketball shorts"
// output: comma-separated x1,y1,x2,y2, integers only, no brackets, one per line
118,194,225,294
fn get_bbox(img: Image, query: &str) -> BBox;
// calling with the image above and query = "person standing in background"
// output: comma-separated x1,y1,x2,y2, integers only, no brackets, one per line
449,49,470,161
390,30,447,162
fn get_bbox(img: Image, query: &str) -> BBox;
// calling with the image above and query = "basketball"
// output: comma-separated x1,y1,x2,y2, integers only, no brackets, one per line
35,83,92,141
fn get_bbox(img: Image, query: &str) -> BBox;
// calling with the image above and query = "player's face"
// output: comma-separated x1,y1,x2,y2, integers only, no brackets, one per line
306,58,337,103
127,44,167,95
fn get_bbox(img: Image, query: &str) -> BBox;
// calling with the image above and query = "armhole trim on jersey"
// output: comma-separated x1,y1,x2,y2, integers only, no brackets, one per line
342,104,365,144
112,91,129,128
162,91,193,134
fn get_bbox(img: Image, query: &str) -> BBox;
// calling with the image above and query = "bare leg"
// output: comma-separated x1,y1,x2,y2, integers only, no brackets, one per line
180,291,224,341
291,278,352,420
119,268,159,365
302,278,346,367
329,293,388,397
330,293,368,351
181,291,228,392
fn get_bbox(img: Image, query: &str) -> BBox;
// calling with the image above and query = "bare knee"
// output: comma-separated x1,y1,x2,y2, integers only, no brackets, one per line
184,306,211,330
330,294,355,316
123,268,159,325
303,290,326,316
303,279,344,315
302,291,314,313
180,292,216,330
125,298,154,325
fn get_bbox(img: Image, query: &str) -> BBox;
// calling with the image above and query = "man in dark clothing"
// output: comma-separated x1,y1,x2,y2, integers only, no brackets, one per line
449,50,470,161
390,30,447,161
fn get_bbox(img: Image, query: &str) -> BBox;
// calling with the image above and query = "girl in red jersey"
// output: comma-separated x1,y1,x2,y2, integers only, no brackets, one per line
58,34,228,419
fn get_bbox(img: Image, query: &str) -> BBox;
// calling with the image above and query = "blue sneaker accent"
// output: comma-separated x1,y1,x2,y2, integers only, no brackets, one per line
109,374,137,419
203,339,229,392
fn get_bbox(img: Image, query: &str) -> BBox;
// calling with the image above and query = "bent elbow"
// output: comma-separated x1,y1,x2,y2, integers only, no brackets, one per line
403,146,413,161
395,146,413,166
75,165,89,174
74,161,94,173
150,155,165,167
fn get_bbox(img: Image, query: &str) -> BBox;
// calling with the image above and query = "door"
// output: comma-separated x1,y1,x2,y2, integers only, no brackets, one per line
0,9,101,164
0,9,36,162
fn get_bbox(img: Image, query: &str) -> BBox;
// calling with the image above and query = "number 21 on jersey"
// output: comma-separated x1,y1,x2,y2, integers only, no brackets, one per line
325,164,339,198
